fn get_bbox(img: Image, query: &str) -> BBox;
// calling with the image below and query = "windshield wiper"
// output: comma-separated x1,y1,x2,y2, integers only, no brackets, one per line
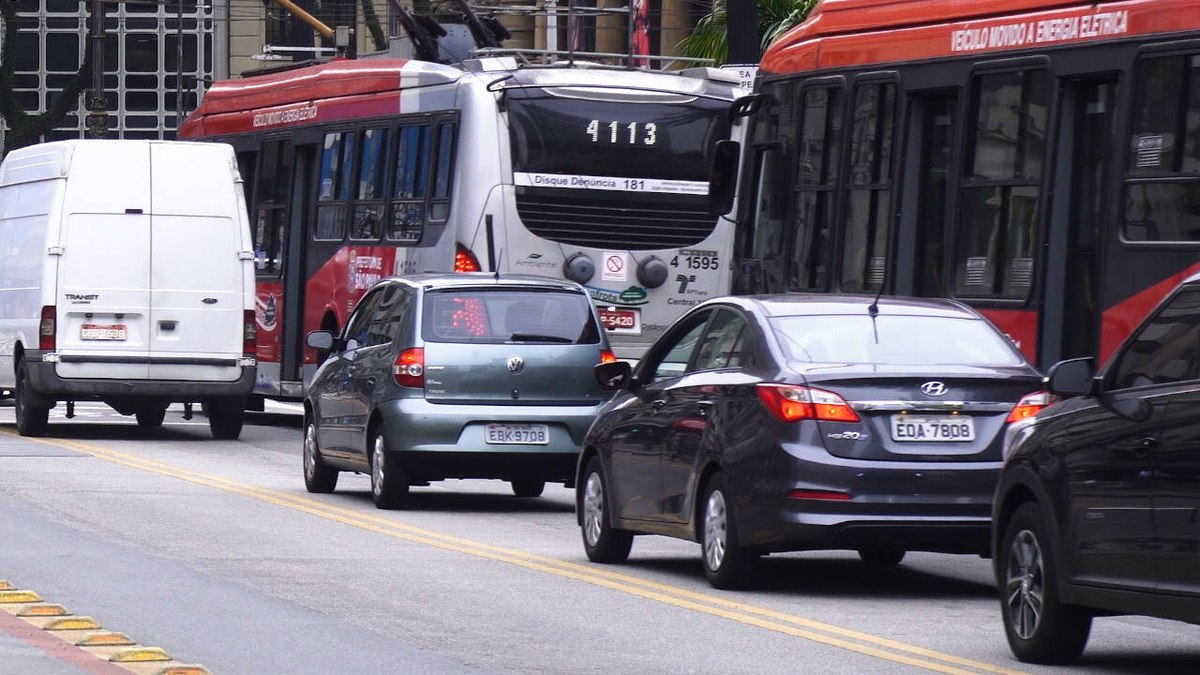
509,333,573,343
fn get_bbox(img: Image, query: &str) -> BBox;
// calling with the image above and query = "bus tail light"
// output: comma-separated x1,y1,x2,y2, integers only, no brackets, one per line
756,384,860,423
394,348,424,388
454,245,480,273
1006,391,1055,423
39,306,55,351
243,310,257,356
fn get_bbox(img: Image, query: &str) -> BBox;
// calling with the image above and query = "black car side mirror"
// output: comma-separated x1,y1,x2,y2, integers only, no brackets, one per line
1046,357,1096,397
306,330,335,351
595,360,634,391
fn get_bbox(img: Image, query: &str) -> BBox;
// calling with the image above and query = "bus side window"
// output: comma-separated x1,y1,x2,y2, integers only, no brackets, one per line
791,85,842,292
351,127,389,242
841,81,897,293
430,121,457,223
954,69,1048,300
254,139,292,277
389,124,432,243
315,131,355,241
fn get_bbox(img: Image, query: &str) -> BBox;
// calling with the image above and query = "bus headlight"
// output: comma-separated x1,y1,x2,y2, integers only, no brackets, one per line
564,253,595,284
637,256,669,288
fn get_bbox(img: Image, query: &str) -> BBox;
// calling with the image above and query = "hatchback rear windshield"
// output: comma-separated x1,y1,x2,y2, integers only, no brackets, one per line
422,289,600,344
771,314,1025,366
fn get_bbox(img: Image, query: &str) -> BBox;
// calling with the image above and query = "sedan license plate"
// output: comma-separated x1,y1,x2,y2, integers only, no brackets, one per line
597,307,641,335
486,423,549,445
80,323,127,341
890,415,975,442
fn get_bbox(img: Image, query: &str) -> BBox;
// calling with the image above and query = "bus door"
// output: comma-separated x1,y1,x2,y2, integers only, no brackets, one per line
1041,78,1116,367
281,141,318,393
900,91,958,299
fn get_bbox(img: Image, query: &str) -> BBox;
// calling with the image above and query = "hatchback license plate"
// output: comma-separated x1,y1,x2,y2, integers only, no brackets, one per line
80,323,127,341
486,423,549,445
890,415,975,442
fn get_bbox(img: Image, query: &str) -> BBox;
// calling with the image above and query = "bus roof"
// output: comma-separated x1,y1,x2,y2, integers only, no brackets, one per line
761,0,1200,75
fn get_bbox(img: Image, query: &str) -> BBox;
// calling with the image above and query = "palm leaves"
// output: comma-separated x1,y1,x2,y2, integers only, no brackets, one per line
679,0,818,66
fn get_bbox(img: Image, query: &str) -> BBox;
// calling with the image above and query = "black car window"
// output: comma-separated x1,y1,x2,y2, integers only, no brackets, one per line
695,309,748,371
1110,285,1200,388
645,312,712,383
366,284,409,347
771,313,1025,365
343,289,383,349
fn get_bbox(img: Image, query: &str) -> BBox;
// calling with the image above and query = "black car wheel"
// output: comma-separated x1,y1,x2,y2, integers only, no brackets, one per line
858,546,906,566
303,418,338,494
1000,502,1092,664
370,430,409,509
13,364,49,437
580,457,632,563
701,474,753,590
510,479,545,498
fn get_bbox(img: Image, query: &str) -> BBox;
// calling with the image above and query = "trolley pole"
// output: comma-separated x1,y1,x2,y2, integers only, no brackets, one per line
86,0,108,138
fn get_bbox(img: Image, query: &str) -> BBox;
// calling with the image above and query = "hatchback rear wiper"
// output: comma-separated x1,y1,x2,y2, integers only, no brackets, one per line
509,333,573,343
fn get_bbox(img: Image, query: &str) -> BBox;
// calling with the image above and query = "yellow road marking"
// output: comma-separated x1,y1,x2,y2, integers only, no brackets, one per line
10,431,1025,675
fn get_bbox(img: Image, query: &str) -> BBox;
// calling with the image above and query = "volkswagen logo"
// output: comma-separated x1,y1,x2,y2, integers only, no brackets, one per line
506,356,525,375
920,381,948,397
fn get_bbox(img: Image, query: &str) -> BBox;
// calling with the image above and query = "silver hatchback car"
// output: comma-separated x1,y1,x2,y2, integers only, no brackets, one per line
303,273,615,508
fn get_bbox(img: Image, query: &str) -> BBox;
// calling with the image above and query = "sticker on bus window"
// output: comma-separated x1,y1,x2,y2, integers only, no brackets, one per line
1135,135,1163,168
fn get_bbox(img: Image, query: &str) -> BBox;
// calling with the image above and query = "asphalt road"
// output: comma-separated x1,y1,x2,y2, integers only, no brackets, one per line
0,402,1197,674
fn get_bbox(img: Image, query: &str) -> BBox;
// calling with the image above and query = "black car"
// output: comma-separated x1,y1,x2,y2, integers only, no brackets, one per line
994,273,1200,664
576,294,1046,589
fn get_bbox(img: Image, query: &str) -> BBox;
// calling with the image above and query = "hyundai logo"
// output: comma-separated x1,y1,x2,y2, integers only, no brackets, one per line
920,381,948,397
506,356,525,375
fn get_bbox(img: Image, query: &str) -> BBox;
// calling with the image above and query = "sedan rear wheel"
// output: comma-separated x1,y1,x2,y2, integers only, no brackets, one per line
579,457,632,563
370,430,409,509
303,419,338,494
701,474,753,590
1000,502,1092,664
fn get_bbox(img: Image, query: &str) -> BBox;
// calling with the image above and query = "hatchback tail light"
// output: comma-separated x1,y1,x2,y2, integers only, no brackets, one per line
454,244,480,273
394,348,424,388
1006,390,1055,423
599,349,617,364
243,309,257,357
39,306,56,351
756,384,860,423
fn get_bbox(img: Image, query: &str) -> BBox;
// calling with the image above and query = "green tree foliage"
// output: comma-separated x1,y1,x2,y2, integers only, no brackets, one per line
679,0,818,66
0,4,94,155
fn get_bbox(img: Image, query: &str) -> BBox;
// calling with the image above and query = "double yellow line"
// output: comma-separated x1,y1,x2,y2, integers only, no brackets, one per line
10,430,1024,675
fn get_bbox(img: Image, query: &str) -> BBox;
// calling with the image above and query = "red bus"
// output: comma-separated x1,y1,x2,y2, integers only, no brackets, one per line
731,0,1200,369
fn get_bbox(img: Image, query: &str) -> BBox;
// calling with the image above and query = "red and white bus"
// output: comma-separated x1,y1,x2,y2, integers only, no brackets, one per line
178,56,746,400
730,0,1200,369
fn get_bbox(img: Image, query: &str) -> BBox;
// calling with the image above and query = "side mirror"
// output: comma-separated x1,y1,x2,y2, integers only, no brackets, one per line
1046,357,1096,397
708,139,739,217
306,330,335,351
595,360,633,391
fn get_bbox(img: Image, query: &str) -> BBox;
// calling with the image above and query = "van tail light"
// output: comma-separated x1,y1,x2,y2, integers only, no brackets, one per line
39,305,55,351
243,309,257,356
454,244,480,273
1006,390,1055,423
756,384,860,423
394,348,424,388
599,349,617,364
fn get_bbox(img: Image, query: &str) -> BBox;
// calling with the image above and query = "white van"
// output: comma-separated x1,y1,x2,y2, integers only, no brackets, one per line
0,140,257,438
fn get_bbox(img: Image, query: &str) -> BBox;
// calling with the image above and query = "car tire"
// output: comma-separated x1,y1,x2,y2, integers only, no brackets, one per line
579,457,633,564
135,407,167,428
701,474,754,590
858,546,906,566
14,364,49,437
510,479,545,498
370,430,408,509
1000,502,1092,664
303,418,338,494
207,397,244,440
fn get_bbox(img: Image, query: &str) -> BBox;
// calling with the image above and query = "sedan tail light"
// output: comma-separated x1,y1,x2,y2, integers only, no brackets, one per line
39,305,56,351
394,348,425,388
756,384,860,423
1006,390,1055,423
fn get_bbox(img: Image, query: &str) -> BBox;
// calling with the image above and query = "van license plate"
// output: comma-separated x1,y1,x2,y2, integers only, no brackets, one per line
485,423,549,445
80,323,127,341
890,415,975,442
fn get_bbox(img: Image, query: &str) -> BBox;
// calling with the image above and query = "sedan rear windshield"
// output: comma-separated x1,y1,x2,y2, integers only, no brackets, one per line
422,289,600,344
771,314,1025,366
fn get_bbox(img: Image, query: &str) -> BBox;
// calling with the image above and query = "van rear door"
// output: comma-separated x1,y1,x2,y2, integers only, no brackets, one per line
147,142,247,382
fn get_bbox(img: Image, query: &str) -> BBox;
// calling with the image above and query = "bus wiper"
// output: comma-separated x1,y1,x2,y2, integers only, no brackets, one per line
509,333,573,343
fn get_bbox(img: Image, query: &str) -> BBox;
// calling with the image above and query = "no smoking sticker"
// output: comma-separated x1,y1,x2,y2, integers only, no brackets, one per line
602,252,627,282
